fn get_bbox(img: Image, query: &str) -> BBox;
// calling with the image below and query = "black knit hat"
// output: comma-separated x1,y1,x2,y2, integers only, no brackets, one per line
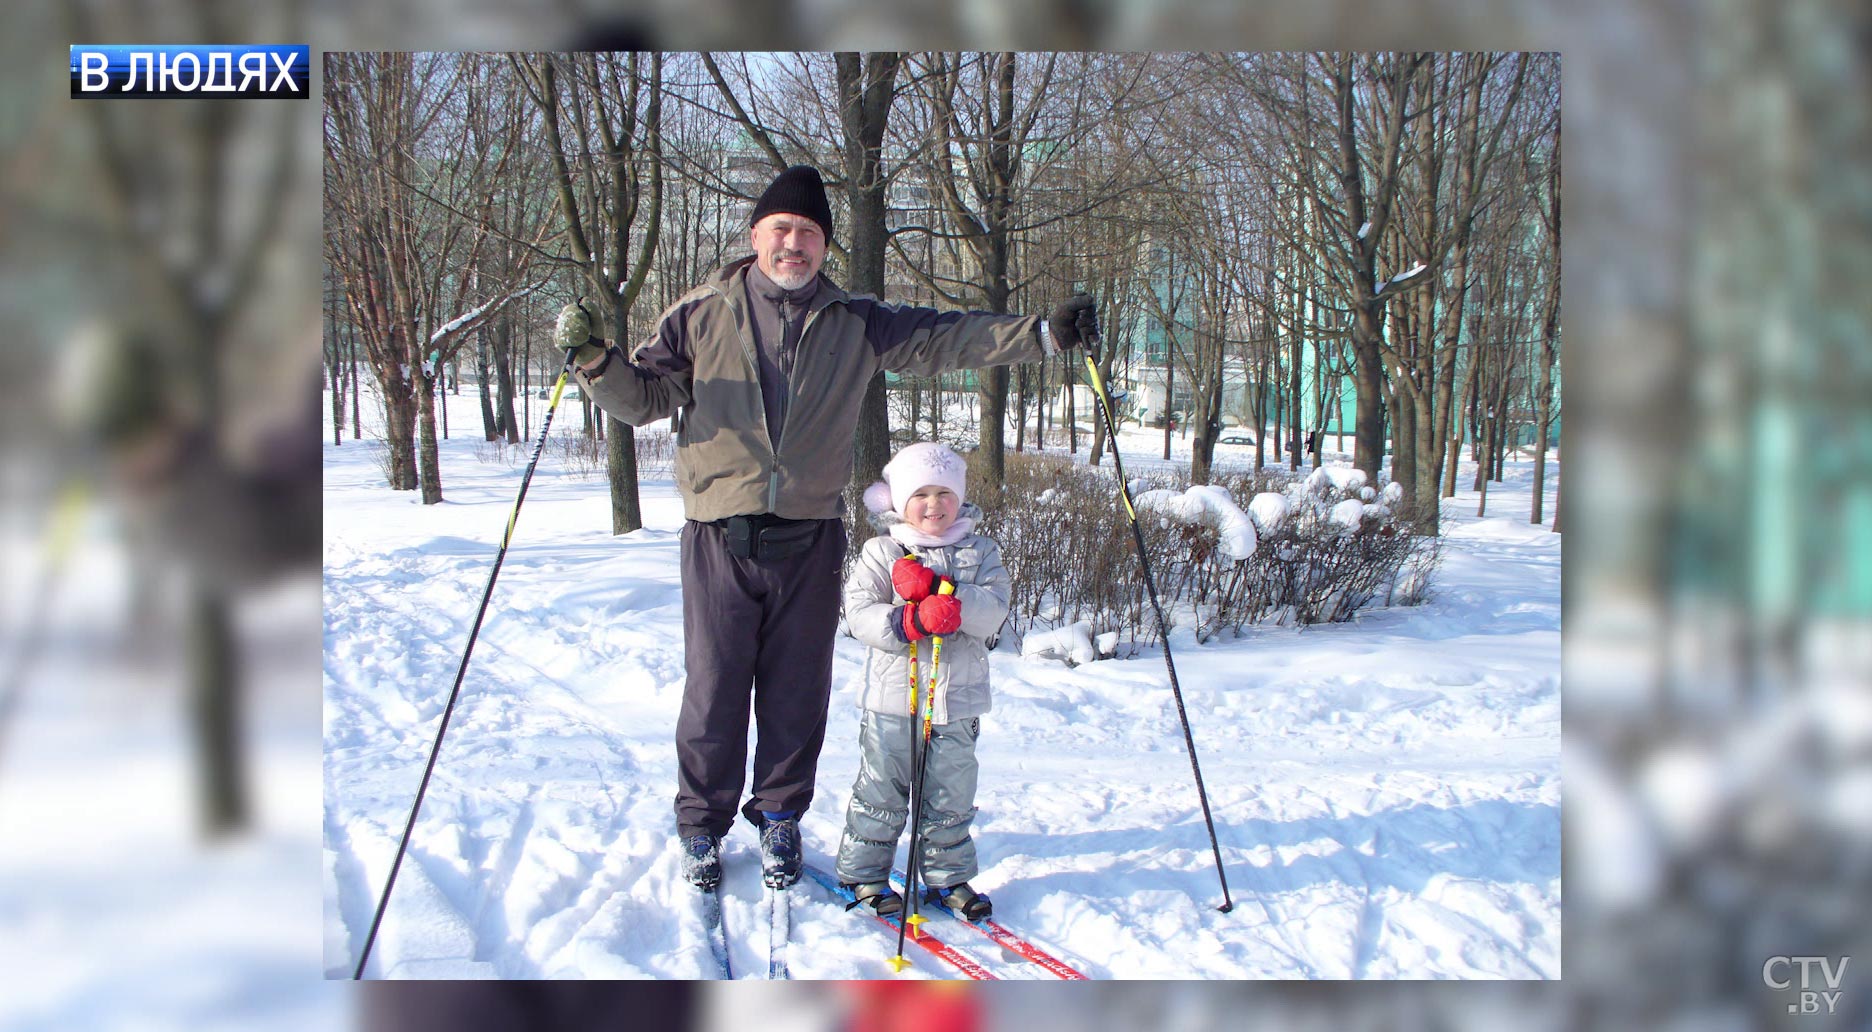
749,165,834,242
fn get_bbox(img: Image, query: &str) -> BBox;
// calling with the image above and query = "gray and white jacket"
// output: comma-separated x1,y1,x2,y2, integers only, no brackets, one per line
842,504,1010,725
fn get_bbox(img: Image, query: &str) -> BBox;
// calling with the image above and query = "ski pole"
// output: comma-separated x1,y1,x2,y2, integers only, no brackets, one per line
889,639,923,974
924,581,954,748
352,342,583,980
891,593,921,970
1076,317,1234,914
891,577,954,971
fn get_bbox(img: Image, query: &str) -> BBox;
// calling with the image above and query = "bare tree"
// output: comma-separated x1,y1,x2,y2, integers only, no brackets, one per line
691,52,911,549
513,51,665,534
1529,80,1561,528
326,54,549,502
1385,53,1532,532
1233,54,1434,486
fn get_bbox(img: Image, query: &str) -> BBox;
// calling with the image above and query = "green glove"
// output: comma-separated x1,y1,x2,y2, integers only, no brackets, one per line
554,301,608,366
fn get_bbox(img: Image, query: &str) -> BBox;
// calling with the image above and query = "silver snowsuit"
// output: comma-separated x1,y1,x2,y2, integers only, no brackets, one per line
835,507,1009,888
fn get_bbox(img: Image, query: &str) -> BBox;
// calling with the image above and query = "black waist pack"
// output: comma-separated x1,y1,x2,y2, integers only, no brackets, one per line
719,513,821,561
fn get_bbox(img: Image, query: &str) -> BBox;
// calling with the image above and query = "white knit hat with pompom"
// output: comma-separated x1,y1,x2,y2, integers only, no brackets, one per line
875,441,968,515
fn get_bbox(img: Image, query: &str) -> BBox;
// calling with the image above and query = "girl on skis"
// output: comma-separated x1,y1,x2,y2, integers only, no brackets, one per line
835,441,1010,921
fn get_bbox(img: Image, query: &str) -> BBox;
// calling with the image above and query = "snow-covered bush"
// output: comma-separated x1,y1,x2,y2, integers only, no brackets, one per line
980,453,1441,655
1241,484,1439,625
983,453,1153,655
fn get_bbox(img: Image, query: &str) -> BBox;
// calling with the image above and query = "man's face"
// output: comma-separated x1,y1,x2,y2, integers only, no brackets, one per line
750,213,826,290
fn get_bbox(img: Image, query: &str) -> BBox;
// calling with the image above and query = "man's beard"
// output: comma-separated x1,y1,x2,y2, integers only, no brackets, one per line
767,254,815,290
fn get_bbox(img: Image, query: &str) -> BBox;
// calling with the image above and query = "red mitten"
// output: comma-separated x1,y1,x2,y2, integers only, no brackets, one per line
891,556,951,603
914,593,962,636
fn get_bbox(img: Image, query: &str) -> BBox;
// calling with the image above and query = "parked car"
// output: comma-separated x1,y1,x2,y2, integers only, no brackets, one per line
1217,432,1257,446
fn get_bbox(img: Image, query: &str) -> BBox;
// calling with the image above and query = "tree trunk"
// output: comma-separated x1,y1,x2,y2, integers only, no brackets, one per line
608,415,642,534
835,52,901,544
1533,125,1561,526
1471,386,1488,491
1494,401,1510,481
979,365,1010,492
1411,376,1441,531
1532,305,1557,525
852,375,890,521
1035,359,1047,451
1162,349,1174,461
477,331,499,441
1551,438,1563,534
188,582,247,837
349,332,361,442
1014,365,1028,452
417,363,444,504
1476,444,1491,516
1252,347,1269,471
383,377,419,491
493,314,519,444
330,348,346,446
1288,331,1303,471
1352,307,1387,484
1391,383,1417,495
1450,345,1480,497
1269,355,1283,464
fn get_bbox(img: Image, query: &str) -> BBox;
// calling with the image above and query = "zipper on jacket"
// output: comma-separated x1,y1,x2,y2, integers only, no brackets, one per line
727,286,784,509
769,302,826,512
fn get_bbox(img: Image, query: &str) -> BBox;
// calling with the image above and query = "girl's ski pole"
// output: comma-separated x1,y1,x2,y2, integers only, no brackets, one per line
891,577,955,971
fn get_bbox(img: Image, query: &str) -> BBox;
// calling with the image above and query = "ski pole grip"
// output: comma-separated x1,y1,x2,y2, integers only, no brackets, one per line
929,579,956,646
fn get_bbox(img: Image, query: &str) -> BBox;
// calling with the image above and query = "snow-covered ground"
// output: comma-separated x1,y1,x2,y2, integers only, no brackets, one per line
323,391,1559,980
0,519,332,1028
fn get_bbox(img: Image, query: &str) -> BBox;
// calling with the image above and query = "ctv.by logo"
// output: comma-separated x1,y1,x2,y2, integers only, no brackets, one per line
1763,955,1850,1015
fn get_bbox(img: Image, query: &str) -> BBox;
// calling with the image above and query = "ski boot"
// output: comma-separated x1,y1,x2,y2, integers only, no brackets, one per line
926,882,992,921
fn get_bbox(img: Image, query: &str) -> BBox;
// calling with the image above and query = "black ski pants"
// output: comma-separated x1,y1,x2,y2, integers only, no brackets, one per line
674,516,846,839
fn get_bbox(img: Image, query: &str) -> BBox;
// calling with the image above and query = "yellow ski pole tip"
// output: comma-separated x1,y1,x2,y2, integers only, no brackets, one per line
887,955,912,973
906,913,927,929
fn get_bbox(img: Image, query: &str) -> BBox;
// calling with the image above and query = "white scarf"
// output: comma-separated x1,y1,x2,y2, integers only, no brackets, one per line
887,515,975,550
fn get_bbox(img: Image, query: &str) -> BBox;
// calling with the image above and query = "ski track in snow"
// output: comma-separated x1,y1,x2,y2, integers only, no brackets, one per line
323,404,1559,980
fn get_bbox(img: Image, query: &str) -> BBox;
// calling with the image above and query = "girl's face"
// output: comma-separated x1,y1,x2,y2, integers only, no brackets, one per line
903,485,960,536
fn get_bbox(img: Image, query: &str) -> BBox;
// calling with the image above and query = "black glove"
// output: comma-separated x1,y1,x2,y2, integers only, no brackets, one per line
555,301,609,368
1048,293,1100,350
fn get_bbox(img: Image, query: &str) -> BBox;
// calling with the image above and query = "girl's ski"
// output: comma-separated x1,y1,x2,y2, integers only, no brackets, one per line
801,865,997,980
890,870,1089,980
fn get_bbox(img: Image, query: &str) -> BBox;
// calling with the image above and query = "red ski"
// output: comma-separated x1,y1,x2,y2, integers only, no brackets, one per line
892,870,1090,980
802,865,998,980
